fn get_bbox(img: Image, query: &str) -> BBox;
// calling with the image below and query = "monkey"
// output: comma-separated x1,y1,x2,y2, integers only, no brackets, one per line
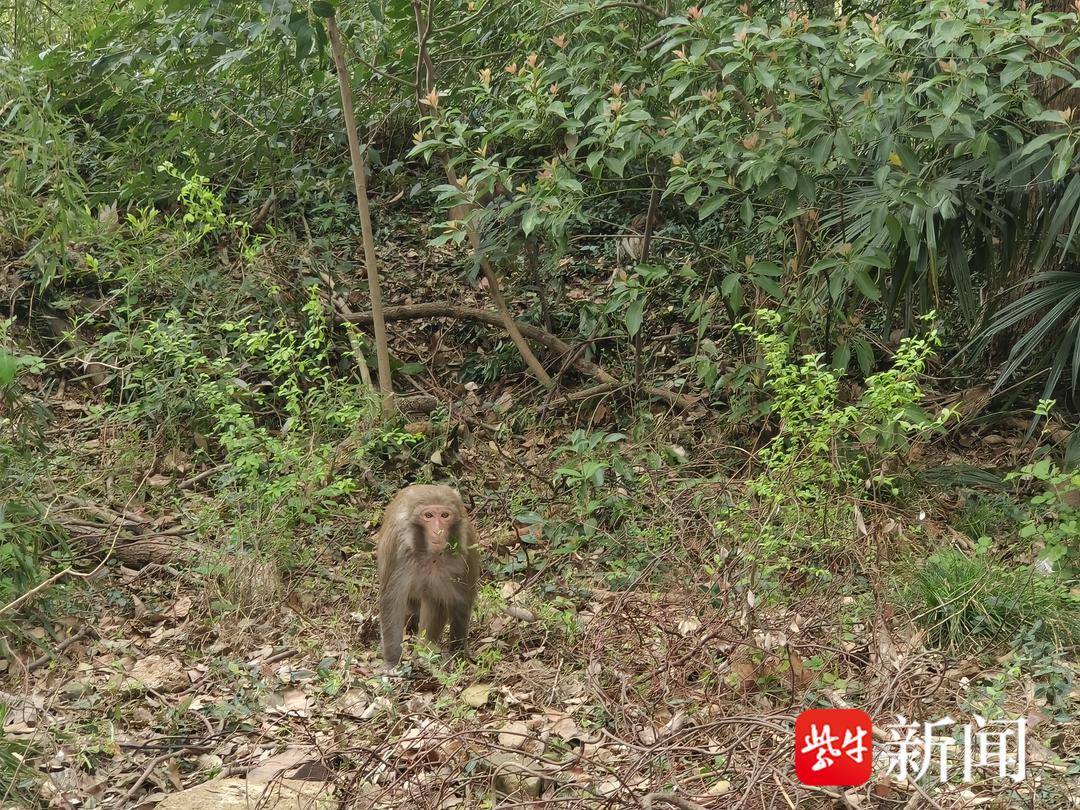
611,210,665,285
376,484,480,666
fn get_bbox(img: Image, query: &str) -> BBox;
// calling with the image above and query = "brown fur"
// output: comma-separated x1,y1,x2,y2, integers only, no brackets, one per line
376,485,480,665
611,210,664,284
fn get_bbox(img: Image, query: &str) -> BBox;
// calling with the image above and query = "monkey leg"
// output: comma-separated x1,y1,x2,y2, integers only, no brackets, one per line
405,599,420,634
419,599,448,646
380,592,408,666
447,600,472,656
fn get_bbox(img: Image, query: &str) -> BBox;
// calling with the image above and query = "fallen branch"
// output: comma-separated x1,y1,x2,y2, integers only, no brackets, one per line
27,627,94,672
343,303,698,410
119,747,197,806
179,465,226,490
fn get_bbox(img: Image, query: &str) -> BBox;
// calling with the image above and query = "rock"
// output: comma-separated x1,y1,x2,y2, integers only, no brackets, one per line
61,680,93,699
155,779,331,810
247,746,323,783
707,779,732,796
125,655,186,693
485,752,545,799
497,721,531,749
504,605,536,622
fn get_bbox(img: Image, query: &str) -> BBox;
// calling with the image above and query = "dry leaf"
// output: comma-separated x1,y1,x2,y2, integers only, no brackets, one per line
462,683,492,708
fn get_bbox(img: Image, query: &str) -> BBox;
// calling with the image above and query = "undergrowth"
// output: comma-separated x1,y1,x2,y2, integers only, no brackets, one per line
724,309,950,585
907,549,1079,650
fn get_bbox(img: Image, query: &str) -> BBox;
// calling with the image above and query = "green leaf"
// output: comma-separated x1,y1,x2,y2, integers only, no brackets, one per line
698,195,728,219
753,261,783,277
1000,61,1026,87
851,267,880,300
720,273,741,297
625,298,644,337
604,154,627,177
740,197,753,227
778,164,797,190
1019,131,1063,158
832,343,850,372
522,207,539,236
754,276,783,300
311,0,336,17
291,14,313,60
811,133,833,168
0,351,18,387
853,338,875,375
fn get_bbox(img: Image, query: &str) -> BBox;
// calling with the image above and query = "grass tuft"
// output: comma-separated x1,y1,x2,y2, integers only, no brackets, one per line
907,549,1079,650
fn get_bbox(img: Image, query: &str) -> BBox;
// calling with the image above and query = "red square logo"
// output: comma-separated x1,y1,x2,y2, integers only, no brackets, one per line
795,709,873,786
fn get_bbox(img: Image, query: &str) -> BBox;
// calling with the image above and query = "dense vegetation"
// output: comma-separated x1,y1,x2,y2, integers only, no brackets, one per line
1,0,1078,807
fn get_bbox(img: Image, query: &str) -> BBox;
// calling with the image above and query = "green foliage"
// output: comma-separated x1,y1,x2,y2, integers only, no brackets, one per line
0,321,47,447
158,158,254,250
9,0,1080,395
1008,457,1080,576
907,548,1080,650
726,309,949,578
554,429,626,506
952,493,1019,545
412,0,1080,393
0,54,93,288
975,269,1080,398
744,308,946,495
131,282,379,553
0,498,44,606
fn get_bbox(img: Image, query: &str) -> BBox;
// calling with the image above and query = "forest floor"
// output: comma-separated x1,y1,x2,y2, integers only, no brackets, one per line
3,222,1078,810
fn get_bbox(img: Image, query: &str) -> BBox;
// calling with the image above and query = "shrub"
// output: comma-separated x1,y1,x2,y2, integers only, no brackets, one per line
723,309,950,580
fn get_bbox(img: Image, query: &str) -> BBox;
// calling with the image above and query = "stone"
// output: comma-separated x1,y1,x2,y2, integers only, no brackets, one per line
154,779,331,810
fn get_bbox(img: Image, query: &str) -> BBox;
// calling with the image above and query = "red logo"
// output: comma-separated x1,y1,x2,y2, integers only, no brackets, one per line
795,709,873,786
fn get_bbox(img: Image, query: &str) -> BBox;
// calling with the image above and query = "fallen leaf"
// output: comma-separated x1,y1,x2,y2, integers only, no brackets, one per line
165,596,192,621
678,617,701,636
265,688,309,717
462,683,492,708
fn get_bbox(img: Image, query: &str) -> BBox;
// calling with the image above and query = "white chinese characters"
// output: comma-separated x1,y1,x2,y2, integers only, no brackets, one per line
878,716,1026,784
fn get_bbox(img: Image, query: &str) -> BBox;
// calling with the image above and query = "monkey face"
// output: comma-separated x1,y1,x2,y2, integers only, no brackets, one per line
414,503,456,552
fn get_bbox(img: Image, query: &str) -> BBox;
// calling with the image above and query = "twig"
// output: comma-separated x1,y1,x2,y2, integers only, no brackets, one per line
119,747,196,805
262,649,299,666
27,627,93,672
179,465,225,490
328,13,394,414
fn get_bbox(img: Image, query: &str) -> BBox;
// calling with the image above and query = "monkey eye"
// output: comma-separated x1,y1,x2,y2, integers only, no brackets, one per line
440,511,451,519
423,510,434,519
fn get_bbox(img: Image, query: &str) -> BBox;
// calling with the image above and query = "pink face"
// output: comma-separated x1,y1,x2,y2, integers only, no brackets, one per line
417,503,454,552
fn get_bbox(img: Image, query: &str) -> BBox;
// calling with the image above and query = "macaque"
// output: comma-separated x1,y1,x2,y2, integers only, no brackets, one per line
376,485,480,666
612,210,664,284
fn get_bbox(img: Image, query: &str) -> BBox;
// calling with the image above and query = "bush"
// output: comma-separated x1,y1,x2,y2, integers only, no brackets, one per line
722,309,950,580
